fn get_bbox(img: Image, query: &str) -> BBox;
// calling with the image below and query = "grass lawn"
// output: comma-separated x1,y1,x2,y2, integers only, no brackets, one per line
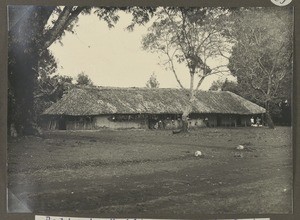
7,127,293,217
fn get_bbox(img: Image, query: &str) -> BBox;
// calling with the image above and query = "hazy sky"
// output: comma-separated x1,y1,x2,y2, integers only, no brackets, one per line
49,11,235,90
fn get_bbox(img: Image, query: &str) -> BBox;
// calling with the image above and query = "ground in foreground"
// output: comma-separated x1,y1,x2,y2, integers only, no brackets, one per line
8,127,292,217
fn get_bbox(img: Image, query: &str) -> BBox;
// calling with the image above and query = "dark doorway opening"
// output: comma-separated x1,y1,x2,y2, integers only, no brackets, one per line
217,115,221,126
58,118,66,130
237,116,241,126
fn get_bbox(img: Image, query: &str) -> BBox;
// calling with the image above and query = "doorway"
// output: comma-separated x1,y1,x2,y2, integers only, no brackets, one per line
58,118,66,130
237,116,241,126
217,115,222,127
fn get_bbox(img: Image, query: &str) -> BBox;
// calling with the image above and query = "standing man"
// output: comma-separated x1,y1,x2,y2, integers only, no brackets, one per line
256,117,261,126
250,117,255,126
204,117,209,127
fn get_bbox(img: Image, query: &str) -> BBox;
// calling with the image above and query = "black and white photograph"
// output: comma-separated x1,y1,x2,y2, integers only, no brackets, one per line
7,4,293,217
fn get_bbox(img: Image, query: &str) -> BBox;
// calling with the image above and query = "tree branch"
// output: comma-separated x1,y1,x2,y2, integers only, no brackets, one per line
195,76,205,90
257,57,270,76
166,52,185,89
247,68,267,97
42,6,73,49
163,8,191,66
217,45,230,60
42,6,87,50
270,43,285,75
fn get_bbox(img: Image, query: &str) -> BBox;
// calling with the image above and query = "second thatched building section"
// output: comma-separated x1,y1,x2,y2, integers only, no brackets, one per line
41,86,266,130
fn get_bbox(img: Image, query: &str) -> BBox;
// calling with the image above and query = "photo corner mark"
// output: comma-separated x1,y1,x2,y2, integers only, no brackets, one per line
271,0,292,6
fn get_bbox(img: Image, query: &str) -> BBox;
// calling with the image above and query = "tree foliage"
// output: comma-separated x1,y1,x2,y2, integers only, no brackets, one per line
142,8,231,92
146,73,160,88
209,78,240,94
34,75,74,117
227,7,293,127
34,49,73,115
209,79,224,91
76,72,94,86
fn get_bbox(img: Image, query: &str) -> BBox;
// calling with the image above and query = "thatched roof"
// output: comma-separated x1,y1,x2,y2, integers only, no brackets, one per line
43,86,266,116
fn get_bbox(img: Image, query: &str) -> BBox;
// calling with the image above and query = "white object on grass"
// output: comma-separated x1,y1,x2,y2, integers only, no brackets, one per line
195,151,202,157
237,145,244,150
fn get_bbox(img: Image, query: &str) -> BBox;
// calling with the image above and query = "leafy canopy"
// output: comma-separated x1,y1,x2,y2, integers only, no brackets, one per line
142,7,232,91
227,7,293,108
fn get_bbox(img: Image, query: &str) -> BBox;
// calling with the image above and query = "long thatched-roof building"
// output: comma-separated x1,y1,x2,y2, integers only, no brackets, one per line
41,86,266,130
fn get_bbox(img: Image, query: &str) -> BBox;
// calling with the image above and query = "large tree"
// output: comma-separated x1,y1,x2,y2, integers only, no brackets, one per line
8,6,91,135
8,6,154,136
227,8,293,128
142,7,231,131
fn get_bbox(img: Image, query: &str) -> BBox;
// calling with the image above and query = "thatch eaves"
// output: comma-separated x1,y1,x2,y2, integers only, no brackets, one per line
43,86,266,116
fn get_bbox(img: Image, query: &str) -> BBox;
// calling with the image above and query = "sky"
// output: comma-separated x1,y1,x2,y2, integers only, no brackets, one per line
49,11,236,90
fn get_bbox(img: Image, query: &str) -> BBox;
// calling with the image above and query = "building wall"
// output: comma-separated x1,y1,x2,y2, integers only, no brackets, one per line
205,115,217,127
193,114,252,128
40,118,59,130
188,114,218,128
41,116,94,130
159,116,218,129
220,115,237,127
241,116,251,126
41,114,255,130
94,115,148,129
219,115,252,127
188,118,211,128
66,119,94,130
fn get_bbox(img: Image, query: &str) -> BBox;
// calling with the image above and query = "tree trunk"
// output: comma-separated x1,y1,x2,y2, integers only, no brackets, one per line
8,6,52,136
265,112,275,129
180,73,195,132
180,95,195,133
181,111,189,132
265,101,275,129
9,42,39,135
173,108,190,134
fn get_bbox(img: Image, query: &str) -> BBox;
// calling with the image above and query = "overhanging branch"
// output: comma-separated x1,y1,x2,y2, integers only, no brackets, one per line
42,6,87,50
